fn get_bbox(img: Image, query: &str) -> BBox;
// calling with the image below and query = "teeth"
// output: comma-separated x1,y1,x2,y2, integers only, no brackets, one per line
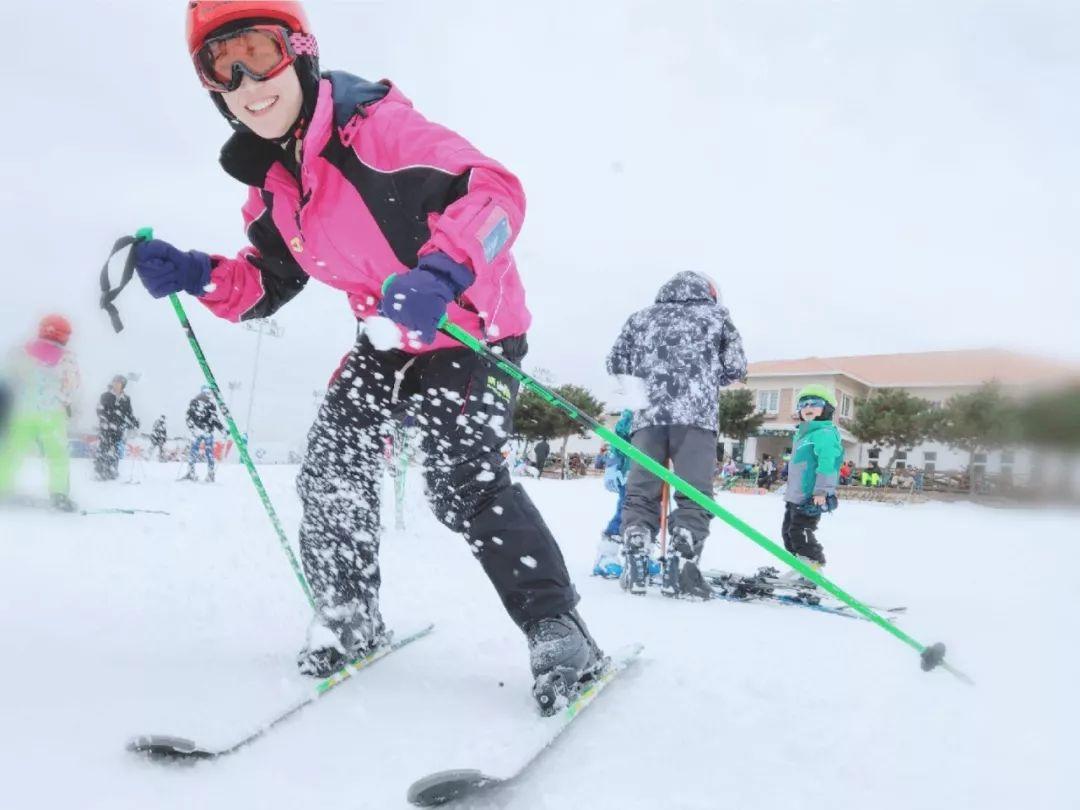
246,97,277,112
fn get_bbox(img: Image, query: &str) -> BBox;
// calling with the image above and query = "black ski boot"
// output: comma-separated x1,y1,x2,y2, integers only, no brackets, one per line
526,609,605,716
297,606,387,678
205,467,215,484
179,467,197,482
619,526,650,595
660,528,711,600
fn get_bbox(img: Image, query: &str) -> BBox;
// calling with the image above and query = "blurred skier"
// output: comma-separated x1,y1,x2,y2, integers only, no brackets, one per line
607,271,747,598
150,416,168,461
182,387,223,482
94,375,139,482
0,315,81,511
593,409,633,577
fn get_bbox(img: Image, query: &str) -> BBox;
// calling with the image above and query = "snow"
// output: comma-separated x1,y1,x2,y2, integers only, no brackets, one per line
363,316,403,351
1,460,1077,809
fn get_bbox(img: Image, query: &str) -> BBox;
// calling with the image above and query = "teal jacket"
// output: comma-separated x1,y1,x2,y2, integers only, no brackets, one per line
784,420,843,504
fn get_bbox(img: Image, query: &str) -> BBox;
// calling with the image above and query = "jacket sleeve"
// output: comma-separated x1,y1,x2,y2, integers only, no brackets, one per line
606,316,639,376
185,400,197,433
367,102,526,281
715,308,748,386
811,428,844,495
198,188,310,323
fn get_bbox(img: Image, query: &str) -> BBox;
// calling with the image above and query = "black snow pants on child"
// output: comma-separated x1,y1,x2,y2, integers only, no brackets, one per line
781,502,826,565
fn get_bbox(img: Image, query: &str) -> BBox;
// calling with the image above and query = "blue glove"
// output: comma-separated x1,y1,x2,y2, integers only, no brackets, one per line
134,239,213,299
379,252,475,344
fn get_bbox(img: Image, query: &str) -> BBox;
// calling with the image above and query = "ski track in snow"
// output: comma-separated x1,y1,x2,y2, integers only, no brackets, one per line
0,460,1076,809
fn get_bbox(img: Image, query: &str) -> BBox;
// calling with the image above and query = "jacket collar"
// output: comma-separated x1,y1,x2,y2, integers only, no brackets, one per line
218,72,393,188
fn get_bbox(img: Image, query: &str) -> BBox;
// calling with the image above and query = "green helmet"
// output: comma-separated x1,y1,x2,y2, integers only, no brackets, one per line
796,384,837,407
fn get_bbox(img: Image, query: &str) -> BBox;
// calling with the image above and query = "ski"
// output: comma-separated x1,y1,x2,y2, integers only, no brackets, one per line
406,642,643,807
702,567,907,620
81,508,171,516
127,623,434,762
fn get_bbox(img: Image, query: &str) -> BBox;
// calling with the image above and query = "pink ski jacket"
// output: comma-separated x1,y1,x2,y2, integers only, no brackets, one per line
199,73,530,352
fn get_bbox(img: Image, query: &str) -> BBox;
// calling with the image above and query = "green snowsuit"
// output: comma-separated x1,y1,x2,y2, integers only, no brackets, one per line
783,420,843,505
0,340,79,498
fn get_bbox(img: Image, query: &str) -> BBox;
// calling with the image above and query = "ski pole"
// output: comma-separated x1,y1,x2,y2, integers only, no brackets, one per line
439,319,973,685
100,228,315,609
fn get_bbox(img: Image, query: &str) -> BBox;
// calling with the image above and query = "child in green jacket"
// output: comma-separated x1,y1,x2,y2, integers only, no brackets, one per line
782,384,843,571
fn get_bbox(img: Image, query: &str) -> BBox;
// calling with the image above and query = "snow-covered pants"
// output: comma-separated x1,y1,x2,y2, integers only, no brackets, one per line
620,425,716,546
94,429,123,481
297,333,578,634
781,503,825,565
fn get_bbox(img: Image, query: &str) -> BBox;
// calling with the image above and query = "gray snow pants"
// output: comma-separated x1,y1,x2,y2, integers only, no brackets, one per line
619,425,716,547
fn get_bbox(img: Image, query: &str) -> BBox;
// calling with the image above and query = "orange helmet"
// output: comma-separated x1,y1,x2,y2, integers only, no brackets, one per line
186,1,311,55
39,314,72,345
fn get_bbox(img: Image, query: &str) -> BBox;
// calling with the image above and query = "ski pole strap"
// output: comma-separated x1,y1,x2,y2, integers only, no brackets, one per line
100,227,153,333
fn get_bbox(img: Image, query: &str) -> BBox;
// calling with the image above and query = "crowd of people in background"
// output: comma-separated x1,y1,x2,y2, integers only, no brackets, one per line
0,314,231,510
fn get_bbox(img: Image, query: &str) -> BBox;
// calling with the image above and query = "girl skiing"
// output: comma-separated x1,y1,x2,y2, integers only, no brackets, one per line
131,0,601,712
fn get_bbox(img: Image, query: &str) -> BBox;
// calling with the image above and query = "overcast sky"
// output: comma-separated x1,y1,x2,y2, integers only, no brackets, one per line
2,1,1077,444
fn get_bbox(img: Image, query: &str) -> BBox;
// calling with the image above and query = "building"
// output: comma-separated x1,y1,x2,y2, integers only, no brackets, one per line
726,348,1079,483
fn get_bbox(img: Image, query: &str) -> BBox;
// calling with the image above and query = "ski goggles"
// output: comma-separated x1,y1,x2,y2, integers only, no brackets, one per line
797,397,828,410
193,25,318,93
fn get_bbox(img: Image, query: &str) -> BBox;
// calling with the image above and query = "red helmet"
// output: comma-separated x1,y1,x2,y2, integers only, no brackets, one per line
39,314,72,345
186,1,311,55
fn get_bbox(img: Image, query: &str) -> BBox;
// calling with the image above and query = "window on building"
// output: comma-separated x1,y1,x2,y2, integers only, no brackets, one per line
756,390,780,415
923,451,937,475
1001,451,1015,464
840,393,854,419
868,448,880,461
894,450,907,470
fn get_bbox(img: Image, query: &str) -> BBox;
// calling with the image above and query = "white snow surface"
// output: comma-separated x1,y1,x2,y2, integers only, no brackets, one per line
1,460,1076,809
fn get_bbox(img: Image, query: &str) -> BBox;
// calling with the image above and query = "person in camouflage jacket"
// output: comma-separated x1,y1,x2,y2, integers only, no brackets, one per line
606,271,747,597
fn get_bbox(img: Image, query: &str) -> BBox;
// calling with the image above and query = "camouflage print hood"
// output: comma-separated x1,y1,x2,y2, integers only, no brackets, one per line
654,271,719,306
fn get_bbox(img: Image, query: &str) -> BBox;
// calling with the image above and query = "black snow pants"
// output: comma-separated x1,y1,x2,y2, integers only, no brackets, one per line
297,332,578,635
781,503,826,565
94,429,122,480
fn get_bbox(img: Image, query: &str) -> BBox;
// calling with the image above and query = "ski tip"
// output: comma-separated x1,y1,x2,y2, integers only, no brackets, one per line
406,769,500,807
126,734,216,763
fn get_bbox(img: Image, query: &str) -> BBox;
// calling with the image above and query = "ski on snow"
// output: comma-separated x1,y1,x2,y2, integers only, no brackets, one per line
127,623,434,762
702,567,907,621
406,643,644,807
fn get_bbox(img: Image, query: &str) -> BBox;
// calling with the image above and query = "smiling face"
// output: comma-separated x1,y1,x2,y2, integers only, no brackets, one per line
798,401,825,421
220,67,303,140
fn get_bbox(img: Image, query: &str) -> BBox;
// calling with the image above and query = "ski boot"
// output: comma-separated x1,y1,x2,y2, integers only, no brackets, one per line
205,468,216,484
526,609,605,716
297,605,387,678
619,526,650,595
780,555,825,587
660,528,712,600
49,493,77,513
592,533,624,578
178,468,197,482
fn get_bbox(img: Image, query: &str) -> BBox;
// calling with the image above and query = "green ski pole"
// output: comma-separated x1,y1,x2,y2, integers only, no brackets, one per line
103,228,315,609
439,319,972,685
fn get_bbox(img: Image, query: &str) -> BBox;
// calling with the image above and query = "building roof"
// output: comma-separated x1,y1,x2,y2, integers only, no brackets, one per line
747,349,1080,388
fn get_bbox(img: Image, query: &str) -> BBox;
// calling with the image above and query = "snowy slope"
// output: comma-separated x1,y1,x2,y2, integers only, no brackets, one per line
1,460,1075,809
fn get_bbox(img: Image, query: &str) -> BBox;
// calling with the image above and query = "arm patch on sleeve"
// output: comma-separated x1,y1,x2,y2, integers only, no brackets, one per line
478,206,512,263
